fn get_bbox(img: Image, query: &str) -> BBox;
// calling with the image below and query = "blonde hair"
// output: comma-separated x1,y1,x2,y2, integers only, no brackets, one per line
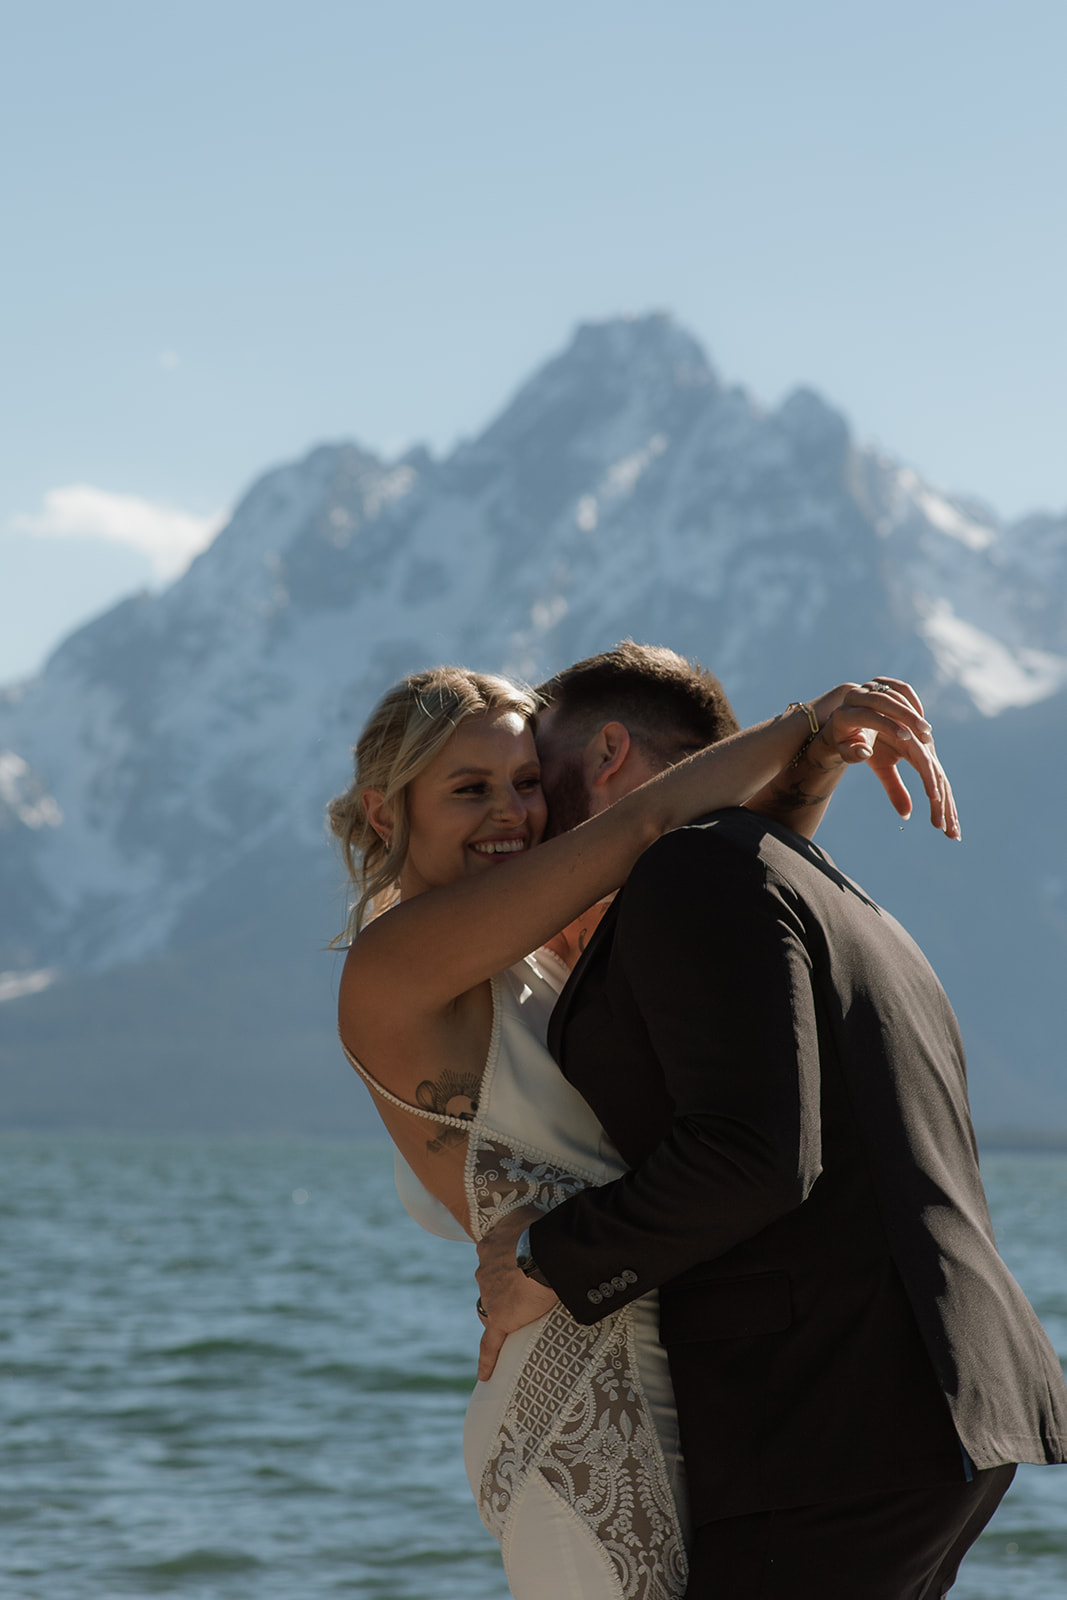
328,666,541,942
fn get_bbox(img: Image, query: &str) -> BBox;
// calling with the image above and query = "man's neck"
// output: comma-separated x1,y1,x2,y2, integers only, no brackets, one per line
542,739,670,970
546,894,617,971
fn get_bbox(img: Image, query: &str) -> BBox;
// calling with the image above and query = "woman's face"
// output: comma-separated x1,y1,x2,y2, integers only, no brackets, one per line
398,710,547,899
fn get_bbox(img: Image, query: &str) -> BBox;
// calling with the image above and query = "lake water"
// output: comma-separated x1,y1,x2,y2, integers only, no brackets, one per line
2,1135,1065,1599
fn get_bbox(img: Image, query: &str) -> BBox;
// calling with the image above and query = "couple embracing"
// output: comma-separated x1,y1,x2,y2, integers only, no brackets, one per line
331,642,1066,1600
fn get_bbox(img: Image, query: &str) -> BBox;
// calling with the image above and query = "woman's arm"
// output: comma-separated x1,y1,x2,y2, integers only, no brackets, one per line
343,682,943,1017
747,677,958,841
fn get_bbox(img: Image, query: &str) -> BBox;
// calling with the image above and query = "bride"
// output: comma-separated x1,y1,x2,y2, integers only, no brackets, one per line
329,652,954,1600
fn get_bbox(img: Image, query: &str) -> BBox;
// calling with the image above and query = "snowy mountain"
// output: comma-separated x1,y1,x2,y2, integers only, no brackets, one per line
2,314,1066,1138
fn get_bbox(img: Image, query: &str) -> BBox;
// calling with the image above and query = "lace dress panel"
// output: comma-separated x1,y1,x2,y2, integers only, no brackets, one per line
471,1134,688,1600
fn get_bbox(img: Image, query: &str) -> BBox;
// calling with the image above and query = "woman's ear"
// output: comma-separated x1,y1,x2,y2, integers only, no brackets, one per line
362,789,393,844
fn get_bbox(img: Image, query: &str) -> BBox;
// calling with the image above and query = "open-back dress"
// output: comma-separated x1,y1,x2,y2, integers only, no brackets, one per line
342,947,689,1600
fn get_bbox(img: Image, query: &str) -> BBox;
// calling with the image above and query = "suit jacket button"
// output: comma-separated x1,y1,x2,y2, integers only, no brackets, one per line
622,1270,638,1285
587,1289,603,1305
599,1281,614,1299
611,1275,627,1292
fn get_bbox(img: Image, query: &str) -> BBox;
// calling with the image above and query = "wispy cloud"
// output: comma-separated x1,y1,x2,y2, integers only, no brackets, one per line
12,485,226,580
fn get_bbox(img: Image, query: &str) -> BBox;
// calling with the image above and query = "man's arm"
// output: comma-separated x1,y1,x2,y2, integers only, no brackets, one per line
475,1206,561,1378
477,824,822,1373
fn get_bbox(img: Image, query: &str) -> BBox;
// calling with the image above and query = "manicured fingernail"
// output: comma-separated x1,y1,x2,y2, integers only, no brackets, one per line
895,726,912,739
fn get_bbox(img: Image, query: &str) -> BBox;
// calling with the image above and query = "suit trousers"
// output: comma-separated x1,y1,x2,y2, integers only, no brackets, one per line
685,1463,1016,1599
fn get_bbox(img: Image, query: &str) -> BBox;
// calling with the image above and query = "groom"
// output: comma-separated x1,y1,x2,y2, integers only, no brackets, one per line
476,642,1067,1599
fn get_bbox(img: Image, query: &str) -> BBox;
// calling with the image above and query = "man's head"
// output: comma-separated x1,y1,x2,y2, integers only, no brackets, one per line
535,640,739,834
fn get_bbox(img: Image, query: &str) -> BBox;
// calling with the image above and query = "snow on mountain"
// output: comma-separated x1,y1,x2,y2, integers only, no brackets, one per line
1,313,1066,1135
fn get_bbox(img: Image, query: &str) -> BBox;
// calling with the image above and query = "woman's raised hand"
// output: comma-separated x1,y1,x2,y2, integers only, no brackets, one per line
808,678,960,839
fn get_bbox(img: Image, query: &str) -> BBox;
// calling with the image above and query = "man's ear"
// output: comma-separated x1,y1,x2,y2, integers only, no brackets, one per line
587,722,633,790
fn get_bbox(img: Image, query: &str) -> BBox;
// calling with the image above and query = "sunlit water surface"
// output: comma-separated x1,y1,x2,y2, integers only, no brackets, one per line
2,1136,1065,1599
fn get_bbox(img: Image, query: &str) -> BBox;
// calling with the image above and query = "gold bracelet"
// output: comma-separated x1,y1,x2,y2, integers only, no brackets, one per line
786,701,819,734
785,701,820,767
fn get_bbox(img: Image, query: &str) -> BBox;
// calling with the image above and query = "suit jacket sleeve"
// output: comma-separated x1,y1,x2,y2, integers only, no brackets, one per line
532,824,825,1324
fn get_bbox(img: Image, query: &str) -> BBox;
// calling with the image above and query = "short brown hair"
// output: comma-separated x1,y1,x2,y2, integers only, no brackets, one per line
537,640,739,760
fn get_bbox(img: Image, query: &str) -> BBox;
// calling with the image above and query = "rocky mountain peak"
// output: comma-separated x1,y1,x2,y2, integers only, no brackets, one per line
1,311,1066,974
476,313,716,462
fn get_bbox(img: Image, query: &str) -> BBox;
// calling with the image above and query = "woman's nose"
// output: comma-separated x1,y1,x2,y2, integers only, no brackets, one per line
492,784,525,822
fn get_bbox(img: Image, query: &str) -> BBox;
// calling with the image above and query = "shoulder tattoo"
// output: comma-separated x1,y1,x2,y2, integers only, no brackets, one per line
415,1069,479,1155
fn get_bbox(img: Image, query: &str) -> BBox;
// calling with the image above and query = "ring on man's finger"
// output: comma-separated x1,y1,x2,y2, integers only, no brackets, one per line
476,1297,488,1318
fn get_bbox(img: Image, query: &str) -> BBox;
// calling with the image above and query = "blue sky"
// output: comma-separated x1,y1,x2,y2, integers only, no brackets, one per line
2,0,1065,680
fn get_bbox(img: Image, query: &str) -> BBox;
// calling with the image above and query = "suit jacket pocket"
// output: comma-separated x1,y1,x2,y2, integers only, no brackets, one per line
659,1271,792,1344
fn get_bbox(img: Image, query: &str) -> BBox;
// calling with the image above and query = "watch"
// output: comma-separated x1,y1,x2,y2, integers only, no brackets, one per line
515,1225,552,1288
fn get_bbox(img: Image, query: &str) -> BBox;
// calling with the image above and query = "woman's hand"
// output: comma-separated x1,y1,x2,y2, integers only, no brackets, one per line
747,677,959,841
808,678,960,838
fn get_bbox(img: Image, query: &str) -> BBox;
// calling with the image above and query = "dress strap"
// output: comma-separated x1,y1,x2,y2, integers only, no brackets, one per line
337,1033,477,1130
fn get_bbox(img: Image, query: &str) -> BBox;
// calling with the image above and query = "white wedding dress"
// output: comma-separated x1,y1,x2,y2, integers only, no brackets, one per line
342,949,690,1600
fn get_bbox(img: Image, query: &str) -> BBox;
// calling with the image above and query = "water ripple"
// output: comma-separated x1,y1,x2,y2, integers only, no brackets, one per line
1,1134,1064,1600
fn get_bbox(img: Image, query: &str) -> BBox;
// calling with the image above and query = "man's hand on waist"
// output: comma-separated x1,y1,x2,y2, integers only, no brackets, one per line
475,1204,558,1381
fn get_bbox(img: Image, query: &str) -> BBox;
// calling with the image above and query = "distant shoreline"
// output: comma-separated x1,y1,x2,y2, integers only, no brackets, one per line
3,1124,1067,1154
976,1132,1067,1153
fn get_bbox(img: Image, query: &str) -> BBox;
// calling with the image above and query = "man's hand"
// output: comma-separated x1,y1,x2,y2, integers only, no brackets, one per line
475,1205,558,1382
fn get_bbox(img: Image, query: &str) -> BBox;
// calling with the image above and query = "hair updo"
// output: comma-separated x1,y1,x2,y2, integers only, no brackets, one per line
328,666,541,941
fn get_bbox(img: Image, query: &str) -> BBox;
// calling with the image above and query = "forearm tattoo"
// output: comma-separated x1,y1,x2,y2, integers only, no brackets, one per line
415,1070,479,1154
767,777,832,811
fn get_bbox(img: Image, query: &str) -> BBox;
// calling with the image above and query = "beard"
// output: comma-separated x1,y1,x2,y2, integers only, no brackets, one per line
541,754,593,839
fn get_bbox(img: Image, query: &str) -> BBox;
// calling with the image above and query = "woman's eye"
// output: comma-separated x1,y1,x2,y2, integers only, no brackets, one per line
517,777,542,793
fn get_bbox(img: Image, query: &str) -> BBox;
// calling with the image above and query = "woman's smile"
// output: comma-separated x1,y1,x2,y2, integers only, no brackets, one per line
397,709,547,898
469,836,529,858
